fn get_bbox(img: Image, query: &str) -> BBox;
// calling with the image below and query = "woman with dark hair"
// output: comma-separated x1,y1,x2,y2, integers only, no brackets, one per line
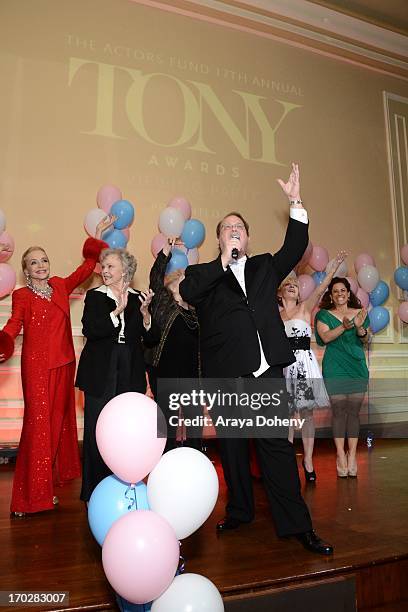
278,252,346,482
149,241,201,453
0,216,113,516
315,277,370,478
76,247,158,501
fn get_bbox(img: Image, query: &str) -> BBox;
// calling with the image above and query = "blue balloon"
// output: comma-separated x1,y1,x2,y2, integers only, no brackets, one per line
111,200,135,230
312,271,327,285
88,477,149,546
394,266,408,291
102,226,114,240
369,280,389,307
166,248,189,273
181,219,205,249
369,306,390,334
106,229,127,249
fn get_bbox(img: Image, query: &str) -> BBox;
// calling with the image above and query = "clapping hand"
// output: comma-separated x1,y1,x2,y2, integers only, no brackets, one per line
277,162,301,202
113,282,129,316
342,316,354,330
354,308,367,329
139,289,154,317
0,353,5,362
95,214,117,239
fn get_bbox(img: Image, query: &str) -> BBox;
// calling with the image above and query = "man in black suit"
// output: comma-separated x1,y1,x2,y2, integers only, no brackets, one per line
179,164,333,555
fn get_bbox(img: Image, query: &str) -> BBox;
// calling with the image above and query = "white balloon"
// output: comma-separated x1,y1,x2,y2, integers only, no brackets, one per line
357,265,379,293
158,208,185,239
147,448,219,539
326,258,347,277
0,209,6,234
84,208,108,237
187,248,199,265
151,573,224,612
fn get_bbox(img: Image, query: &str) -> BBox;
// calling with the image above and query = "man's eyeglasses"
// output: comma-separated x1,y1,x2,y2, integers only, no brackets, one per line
220,223,245,231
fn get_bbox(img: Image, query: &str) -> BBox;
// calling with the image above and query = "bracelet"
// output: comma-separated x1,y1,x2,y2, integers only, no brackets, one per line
357,328,368,338
289,199,303,205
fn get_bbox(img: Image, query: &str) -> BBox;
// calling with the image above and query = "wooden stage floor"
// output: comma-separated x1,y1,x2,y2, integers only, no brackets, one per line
0,440,407,611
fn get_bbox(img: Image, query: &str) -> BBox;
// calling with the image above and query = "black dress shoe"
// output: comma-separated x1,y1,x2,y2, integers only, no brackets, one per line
216,517,242,531
296,530,333,555
302,460,316,483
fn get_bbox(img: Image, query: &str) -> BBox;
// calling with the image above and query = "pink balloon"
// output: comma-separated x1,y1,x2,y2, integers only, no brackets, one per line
297,274,316,301
356,287,369,308
0,263,16,298
0,232,15,263
357,264,379,293
102,510,179,604
309,246,329,272
96,392,166,483
346,277,358,294
401,244,408,266
187,248,199,265
354,253,375,274
167,196,192,221
398,302,408,323
97,185,122,214
151,233,167,258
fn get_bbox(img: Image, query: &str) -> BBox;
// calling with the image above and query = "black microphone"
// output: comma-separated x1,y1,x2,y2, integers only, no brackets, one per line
231,248,239,260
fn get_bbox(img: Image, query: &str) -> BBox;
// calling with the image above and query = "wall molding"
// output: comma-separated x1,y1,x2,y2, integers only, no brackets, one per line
131,0,408,80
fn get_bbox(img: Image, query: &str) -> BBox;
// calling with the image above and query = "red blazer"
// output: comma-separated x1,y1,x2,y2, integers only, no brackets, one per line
0,237,107,366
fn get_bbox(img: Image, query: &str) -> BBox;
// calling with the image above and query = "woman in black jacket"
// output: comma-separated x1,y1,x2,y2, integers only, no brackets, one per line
76,248,158,501
149,242,201,452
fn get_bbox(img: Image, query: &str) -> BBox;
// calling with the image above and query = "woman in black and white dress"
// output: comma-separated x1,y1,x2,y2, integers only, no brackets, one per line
278,252,346,481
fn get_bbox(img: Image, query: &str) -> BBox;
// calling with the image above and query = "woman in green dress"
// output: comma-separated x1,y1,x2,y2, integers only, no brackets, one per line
315,277,370,478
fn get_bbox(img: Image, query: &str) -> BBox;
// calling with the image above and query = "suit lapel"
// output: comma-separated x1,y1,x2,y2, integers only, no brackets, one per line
225,266,246,298
245,257,267,302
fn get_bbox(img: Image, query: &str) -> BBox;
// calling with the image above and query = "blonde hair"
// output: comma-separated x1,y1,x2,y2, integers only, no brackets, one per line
278,275,300,305
164,269,185,290
21,246,47,274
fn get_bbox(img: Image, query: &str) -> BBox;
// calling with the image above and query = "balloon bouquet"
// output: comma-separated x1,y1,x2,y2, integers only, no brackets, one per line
0,209,16,298
151,197,205,270
394,244,408,324
87,391,223,612
84,185,135,256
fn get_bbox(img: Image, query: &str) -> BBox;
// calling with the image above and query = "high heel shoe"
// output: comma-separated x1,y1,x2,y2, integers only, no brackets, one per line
347,452,358,477
302,460,316,482
336,455,348,478
11,511,26,518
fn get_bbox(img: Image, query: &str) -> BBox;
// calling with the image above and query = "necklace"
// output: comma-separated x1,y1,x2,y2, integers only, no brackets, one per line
176,304,199,330
26,277,53,301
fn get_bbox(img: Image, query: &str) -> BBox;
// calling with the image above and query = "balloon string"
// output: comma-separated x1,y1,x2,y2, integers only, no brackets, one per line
124,483,136,511
178,541,186,574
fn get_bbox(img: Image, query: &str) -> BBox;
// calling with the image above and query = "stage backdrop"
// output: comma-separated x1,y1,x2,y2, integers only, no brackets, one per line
0,0,407,442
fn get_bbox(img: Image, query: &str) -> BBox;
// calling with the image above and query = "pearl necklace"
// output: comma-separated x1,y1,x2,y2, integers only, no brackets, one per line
26,277,53,301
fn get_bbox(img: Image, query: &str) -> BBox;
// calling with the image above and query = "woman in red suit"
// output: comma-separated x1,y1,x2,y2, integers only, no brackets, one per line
0,217,113,516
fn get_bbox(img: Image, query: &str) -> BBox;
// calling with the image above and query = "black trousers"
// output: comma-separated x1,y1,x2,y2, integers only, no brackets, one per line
80,344,144,502
218,366,312,537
